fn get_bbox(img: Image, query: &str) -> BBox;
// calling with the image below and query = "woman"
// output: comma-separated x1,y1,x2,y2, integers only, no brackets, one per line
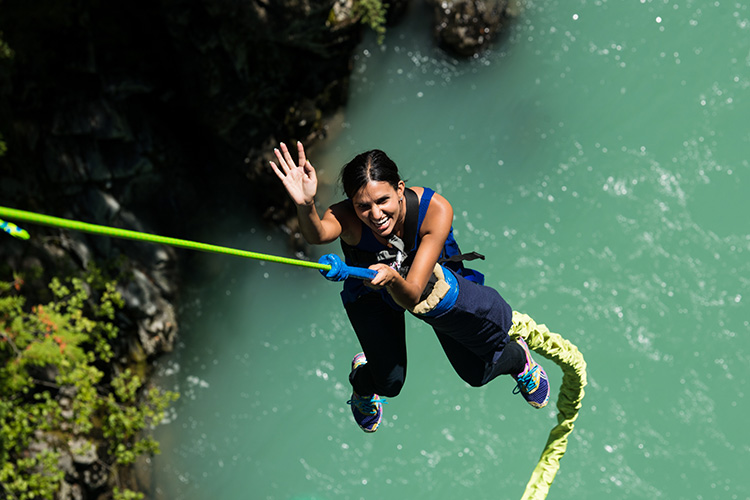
271,142,550,433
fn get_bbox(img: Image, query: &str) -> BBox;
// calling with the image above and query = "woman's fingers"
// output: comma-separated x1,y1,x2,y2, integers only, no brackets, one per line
271,142,310,180
296,141,307,168
272,147,289,173
366,264,392,288
281,142,297,170
269,160,284,179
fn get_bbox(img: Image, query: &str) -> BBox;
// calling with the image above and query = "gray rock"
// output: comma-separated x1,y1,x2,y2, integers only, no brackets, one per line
68,438,98,465
429,0,509,57
82,462,108,490
83,188,121,225
51,98,132,141
57,481,84,500
137,297,177,356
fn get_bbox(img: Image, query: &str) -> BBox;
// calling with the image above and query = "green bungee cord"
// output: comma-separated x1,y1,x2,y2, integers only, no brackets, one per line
0,206,375,281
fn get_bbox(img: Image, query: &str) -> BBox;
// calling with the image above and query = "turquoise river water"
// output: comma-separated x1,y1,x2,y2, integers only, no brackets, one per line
150,1,749,499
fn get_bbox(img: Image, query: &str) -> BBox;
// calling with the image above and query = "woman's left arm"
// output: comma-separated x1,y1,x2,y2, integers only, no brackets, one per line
369,192,454,309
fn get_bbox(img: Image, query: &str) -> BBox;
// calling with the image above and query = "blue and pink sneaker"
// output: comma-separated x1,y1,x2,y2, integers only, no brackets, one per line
512,337,550,409
347,353,386,433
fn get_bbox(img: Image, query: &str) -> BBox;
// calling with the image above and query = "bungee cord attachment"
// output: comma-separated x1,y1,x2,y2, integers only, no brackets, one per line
318,253,376,281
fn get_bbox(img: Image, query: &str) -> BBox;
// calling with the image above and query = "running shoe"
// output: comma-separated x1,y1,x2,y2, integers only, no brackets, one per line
347,353,385,433
512,337,550,409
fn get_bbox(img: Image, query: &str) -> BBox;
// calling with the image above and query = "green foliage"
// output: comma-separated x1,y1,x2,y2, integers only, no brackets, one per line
114,486,145,500
0,31,13,60
353,0,388,44
0,273,178,499
0,448,64,500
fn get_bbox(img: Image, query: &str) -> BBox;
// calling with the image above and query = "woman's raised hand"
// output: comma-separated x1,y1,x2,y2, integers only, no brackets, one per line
270,142,318,206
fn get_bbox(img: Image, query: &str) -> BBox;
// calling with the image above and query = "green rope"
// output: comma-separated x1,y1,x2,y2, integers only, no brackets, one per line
509,311,587,500
0,206,331,272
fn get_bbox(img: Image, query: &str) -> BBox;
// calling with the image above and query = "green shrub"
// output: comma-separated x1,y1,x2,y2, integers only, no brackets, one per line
354,0,388,44
0,273,178,499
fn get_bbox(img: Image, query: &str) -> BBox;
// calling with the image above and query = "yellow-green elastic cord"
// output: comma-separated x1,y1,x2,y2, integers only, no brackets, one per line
0,206,330,272
509,311,588,500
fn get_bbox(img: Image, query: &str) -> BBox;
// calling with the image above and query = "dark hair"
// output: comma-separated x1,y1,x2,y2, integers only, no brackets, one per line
340,149,402,199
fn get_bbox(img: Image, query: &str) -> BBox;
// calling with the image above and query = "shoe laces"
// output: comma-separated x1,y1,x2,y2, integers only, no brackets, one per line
513,365,539,395
347,394,387,415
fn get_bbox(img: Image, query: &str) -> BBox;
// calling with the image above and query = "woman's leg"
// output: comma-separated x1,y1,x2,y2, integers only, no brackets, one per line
344,293,407,397
434,332,525,387
424,274,526,387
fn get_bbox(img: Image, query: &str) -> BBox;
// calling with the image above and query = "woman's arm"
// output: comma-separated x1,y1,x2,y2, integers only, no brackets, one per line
270,142,348,245
295,203,345,245
370,191,454,309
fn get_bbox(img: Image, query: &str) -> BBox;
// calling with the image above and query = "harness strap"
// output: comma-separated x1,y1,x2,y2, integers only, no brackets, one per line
440,251,486,263
416,187,434,241
388,187,420,274
402,187,420,252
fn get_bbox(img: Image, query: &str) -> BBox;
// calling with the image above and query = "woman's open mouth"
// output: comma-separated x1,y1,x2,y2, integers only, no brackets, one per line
372,216,390,232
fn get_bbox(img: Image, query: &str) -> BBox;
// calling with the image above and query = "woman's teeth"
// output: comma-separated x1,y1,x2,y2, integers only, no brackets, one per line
374,217,389,229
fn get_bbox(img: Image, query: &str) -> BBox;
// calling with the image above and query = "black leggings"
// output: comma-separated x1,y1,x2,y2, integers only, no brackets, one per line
345,293,408,397
345,291,525,397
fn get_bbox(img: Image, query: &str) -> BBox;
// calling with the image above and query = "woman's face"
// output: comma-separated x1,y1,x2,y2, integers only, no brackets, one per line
352,180,406,239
